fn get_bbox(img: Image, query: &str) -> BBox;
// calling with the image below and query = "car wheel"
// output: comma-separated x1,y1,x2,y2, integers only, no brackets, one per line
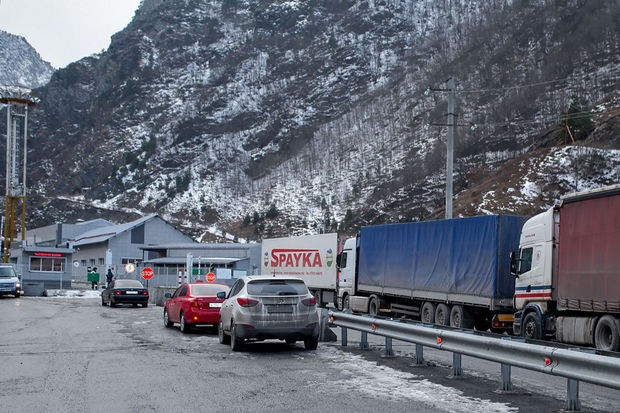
180,312,191,333
218,320,230,344
143,302,148,308
304,336,319,350
163,309,173,328
285,338,296,345
110,298,116,307
133,303,138,307
14,292,20,298
230,322,244,351
101,297,107,307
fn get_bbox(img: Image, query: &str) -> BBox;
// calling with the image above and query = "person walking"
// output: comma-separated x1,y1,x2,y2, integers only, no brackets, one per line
87,267,100,290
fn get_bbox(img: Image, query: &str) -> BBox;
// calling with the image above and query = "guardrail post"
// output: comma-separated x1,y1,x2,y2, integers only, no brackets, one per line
382,336,395,358
410,343,424,366
500,363,512,391
341,326,348,347
452,353,463,377
565,378,581,412
360,331,370,350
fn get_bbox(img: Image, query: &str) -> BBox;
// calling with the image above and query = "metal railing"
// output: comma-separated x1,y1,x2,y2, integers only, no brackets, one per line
328,311,620,412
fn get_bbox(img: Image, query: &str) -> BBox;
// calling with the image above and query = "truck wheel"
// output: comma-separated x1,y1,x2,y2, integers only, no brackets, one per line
450,305,473,329
368,297,379,317
343,295,350,310
421,302,435,324
522,312,543,340
595,316,620,352
435,304,451,326
313,290,322,308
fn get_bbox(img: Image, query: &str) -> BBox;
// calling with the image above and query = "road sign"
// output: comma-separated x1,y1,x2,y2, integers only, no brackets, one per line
141,267,154,280
206,272,216,283
125,263,136,273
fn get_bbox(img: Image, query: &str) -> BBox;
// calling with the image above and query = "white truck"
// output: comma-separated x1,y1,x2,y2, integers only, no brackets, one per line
261,233,339,307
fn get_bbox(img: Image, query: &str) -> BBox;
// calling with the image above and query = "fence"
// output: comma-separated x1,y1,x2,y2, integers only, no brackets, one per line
329,311,620,412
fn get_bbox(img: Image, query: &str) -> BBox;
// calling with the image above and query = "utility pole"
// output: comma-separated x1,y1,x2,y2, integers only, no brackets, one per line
446,77,456,219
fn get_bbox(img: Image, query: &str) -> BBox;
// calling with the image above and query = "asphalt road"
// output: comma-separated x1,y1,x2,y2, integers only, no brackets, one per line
1,296,618,413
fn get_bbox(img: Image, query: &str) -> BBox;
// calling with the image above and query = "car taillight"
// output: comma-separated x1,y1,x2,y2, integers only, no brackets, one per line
237,297,259,307
142,291,148,295
302,296,317,306
114,291,122,295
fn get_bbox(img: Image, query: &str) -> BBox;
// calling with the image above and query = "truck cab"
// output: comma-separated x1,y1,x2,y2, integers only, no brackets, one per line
336,237,357,310
0,265,22,298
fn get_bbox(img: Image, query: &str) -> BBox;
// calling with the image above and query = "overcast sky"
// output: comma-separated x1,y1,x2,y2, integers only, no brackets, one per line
0,0,142,68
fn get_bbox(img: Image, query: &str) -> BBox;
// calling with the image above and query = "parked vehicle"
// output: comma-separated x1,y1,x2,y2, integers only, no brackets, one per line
101,279,149,307
261,233,339,307
511,184,620,351
164,283,230,333
337,215,527,331
0,265,21,298
218,276,320,351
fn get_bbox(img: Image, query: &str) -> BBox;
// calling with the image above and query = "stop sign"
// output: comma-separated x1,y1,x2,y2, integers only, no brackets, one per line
141,267,154,280
206,272,216,283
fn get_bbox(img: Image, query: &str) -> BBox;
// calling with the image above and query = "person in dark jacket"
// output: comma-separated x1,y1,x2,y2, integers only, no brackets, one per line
106,269,114,287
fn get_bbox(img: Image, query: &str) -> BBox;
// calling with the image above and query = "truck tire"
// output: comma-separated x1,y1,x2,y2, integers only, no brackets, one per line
595,315,620,352
421,302,435,324
435,304,451,326
368,297,379,317
313,290,322,307
342,295,350,311
522,312,543,340
450,305,473,329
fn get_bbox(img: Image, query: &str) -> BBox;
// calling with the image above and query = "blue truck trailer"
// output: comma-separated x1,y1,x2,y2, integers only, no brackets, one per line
336,215,527,330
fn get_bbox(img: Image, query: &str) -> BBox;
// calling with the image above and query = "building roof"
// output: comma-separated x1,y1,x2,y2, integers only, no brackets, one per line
70,215,156,247
141,242,259,251
21,246,74,254
145,257,242,265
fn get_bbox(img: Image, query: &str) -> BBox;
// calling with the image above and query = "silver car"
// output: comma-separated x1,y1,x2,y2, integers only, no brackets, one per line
217,276,320,351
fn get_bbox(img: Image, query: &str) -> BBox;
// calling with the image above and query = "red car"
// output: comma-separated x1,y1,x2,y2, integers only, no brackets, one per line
164,283,230,333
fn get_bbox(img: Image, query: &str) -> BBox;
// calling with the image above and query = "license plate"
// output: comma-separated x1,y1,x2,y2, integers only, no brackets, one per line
126,291,138,294
267,305,293,314
209,302,222,308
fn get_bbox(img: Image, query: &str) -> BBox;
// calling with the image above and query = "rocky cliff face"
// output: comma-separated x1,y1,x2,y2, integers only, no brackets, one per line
0,30,54,88
11,0,620,240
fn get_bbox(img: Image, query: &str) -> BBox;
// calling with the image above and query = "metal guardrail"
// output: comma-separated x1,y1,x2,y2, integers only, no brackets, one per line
329,311,620,411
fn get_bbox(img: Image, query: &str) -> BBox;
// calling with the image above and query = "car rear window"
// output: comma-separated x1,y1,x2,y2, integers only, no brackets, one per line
115,280,144,288
247,279,309,296
191,284,230,296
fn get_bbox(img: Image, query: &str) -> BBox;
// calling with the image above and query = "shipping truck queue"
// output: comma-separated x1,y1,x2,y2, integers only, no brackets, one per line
262,184,620,351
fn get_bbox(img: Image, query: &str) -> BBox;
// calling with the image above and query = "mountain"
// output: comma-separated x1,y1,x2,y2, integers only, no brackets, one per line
8,0,620,241
0,30,54,88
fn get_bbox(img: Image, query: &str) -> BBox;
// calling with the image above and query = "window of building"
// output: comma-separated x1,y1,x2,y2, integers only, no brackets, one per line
30,256,66,273
81,260,87,267
98,258,105,266
131,224,145,244
89,259,96,267
122,258,143,265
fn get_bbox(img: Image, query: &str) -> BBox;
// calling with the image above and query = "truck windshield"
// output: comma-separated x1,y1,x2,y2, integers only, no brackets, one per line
0,267,17,278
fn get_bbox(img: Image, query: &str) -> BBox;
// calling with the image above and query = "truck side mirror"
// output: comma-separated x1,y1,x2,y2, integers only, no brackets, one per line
509,252,519,278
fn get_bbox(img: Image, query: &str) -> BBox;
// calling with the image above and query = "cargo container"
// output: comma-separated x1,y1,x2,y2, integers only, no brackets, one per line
337,215,527,330
512,184,620,351
261,233,339,307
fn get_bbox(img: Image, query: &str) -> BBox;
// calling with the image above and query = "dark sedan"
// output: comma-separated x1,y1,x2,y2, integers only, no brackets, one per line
101,279,149,307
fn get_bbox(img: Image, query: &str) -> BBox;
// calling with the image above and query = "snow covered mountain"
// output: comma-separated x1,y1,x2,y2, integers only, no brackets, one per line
12,0,620,241
0,30,54,88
